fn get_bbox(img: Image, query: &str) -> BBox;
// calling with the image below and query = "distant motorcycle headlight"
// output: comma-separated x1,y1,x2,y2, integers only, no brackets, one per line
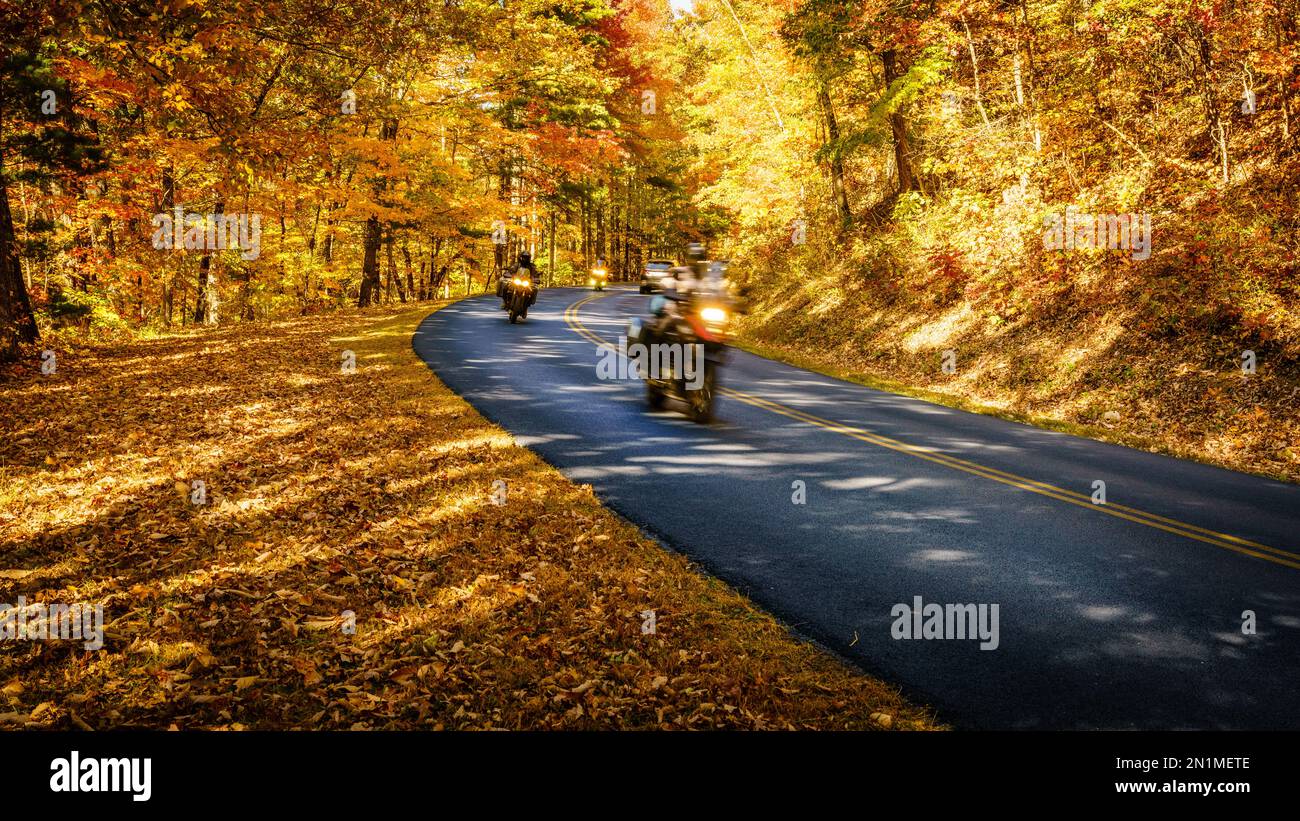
700,306,728,323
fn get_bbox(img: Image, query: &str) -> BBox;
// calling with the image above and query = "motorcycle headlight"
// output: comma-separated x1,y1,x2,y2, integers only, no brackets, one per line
700,306,728,323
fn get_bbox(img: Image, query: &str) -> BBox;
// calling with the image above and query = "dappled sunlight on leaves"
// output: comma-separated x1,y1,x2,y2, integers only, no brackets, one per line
0,304,939,730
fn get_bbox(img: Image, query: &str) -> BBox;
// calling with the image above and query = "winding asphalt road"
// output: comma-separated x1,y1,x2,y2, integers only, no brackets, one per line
413,286,1300,729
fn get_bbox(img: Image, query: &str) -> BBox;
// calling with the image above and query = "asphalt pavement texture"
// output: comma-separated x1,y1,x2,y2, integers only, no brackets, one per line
412,285,1300,729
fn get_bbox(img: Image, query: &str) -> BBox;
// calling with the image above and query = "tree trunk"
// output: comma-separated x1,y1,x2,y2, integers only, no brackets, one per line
0,162,40,360
402,242,413,302
428,236,443,298
882,50,920,194
358,215,382,307
548,211,556,287
161,165,176,325
817,81,852,227
383,227,395,303
194,200,224,324
359,118,398,306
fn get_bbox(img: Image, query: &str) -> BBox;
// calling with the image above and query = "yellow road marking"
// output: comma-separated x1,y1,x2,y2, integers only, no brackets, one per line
563,292,1300,571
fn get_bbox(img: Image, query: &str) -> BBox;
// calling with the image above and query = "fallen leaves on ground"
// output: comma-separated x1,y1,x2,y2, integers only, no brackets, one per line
0,302,940,731
740,286,1300,485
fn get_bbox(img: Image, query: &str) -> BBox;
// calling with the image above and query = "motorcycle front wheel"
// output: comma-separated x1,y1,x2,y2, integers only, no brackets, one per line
646,380,667,409
685,364,716,423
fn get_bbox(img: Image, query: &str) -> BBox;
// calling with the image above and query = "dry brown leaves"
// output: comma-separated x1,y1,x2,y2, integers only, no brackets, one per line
0,303,939,731
740,291,1300,485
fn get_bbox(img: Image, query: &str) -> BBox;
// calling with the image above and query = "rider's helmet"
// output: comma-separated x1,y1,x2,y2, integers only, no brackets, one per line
685,242,706,263
518,251,532,266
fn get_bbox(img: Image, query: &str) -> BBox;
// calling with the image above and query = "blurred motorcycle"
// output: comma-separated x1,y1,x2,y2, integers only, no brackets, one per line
626,286,731,423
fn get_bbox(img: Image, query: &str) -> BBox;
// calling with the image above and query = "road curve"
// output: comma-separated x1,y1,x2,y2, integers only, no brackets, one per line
413,286,1300,729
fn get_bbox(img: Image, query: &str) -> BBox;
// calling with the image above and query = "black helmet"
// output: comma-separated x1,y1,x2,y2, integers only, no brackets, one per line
685,242,706,262
518,251,532,265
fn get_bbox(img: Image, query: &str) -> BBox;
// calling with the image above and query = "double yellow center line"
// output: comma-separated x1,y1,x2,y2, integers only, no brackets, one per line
564,292,1300,570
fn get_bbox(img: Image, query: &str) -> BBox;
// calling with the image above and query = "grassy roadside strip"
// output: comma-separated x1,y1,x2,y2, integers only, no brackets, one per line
0,301,940,730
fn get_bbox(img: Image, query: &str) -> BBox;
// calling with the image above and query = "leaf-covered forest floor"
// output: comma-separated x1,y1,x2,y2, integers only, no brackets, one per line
738,277,1300,486
0,302,938,730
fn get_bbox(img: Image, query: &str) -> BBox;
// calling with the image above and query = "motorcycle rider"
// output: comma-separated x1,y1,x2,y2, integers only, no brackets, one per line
633,240,731,422
645,242,707,345
675,242,706,299
499,251,539,308
687,241,709,277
